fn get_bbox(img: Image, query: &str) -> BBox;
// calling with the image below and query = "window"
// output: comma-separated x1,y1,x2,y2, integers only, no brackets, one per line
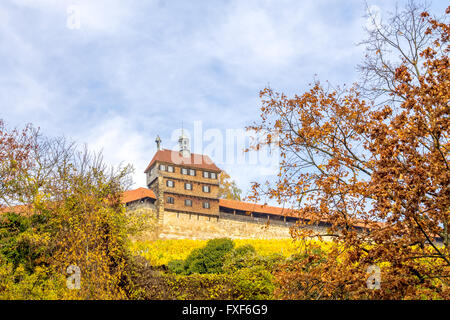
185,183,192,190
166,196,174,204
202,185,210,193
203,171,209,178
166,180,174,188
203,201,210,209
210,172,217,179
167,165,174,173
181,168,188,175
185,199,192,207
189,169,196,176
159,164,166,171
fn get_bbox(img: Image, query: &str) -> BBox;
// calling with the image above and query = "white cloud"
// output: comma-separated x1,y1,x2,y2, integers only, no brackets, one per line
7,0,140,34
73,0,138,34
206,4,297,67
191,0,366,84
83,113,154,188
5,0,445,197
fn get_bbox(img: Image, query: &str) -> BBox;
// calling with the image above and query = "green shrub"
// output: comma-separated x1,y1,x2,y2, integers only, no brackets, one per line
183,238,234,274
234,244,256,256
233,267,274,300
222,244,256,272
0,255,66,300
0,212,53,273
167,259,185,274
161,272,274,300
223,247,277,299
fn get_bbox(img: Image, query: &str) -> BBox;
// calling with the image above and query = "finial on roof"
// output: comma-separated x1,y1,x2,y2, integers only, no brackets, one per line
155,135,162,151
178,125,190,158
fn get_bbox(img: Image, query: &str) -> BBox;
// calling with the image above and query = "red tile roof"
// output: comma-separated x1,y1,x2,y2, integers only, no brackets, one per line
2,188,377,233
218,198,370,229
218,198,301,218
0,204,34,216
120,188,372,230
1,189,156,216
122,187,156,203
144,149,221,173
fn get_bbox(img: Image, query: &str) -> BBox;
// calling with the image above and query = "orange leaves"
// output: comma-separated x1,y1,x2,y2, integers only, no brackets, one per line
0,121,39,207
366,7,450,285
246,5,450,299
394,65,412,82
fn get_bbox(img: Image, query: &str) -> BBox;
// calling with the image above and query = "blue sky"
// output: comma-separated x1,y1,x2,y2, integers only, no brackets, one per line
0,0,447,197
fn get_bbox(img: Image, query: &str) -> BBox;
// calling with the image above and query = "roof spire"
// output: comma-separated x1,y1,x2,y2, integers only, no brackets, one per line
155,135,161,151
178,123,190,158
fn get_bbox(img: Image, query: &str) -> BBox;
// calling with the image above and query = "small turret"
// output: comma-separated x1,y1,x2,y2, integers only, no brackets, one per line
178,130,190,158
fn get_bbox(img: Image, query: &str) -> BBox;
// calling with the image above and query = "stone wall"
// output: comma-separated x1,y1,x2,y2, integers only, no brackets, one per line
158,210,327,240
127,206,331,240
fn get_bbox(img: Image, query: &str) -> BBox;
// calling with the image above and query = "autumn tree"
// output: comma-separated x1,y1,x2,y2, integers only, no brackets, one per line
0,120,38,207
0,121,137,299
248,3,449,299
359,1,435,104
218,171,242,201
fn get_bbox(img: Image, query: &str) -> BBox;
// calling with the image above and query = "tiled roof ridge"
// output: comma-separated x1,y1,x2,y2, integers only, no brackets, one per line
218,198,379,229
144,149,221,173
122,187,156,203
218,198,298,215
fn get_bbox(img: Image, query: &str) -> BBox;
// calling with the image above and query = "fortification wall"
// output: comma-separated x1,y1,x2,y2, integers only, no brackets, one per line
158,210,328,240
126,205,331,240
158,211,289,239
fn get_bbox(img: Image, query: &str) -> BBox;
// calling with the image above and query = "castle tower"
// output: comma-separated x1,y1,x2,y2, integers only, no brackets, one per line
144,135,221,220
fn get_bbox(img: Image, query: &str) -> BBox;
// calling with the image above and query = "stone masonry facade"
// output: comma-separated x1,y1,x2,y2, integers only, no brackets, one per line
123,134,333,240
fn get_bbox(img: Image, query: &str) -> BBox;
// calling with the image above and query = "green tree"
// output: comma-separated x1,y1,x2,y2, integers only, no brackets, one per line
183,238,234,274
218,171,242,200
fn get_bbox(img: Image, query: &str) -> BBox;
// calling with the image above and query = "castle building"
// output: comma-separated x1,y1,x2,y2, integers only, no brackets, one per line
122,132,336,240
144,133,222,222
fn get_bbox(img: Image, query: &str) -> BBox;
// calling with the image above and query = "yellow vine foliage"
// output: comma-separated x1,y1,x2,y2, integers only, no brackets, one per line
130,239,333,266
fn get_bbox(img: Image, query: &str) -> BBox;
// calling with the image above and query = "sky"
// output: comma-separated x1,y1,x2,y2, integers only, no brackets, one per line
0,0,447,199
